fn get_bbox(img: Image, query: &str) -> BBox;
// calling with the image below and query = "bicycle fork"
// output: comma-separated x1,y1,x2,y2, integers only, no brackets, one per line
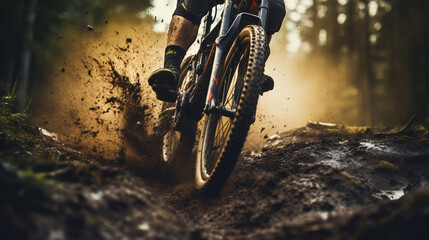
203,0,269,117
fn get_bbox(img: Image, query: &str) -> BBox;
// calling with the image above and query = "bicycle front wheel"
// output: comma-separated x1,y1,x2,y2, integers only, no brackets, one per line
195,25,267,196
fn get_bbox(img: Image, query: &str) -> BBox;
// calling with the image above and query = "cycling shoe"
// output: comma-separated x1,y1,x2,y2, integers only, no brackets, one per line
148,68,179,102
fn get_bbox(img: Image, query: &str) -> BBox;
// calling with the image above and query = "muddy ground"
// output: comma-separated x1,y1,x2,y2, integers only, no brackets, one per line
2,116,429,239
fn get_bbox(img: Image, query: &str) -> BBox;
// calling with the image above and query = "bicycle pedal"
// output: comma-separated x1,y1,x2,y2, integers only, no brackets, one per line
154,88,178,102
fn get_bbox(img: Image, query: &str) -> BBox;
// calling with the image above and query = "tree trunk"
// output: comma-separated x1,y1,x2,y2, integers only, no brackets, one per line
310,0,319,52
425,31,429,121
17,0,38,111
327,0,339,62
361,0,374,125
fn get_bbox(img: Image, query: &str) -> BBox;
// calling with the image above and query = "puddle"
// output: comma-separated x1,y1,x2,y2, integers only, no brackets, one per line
359,141,402,155
360,141,386,151
319,159,344,169
373,189,405,200
311,148,350,169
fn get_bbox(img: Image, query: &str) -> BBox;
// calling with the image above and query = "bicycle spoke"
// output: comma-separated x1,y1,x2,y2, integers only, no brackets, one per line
217,118,232,144
213,116,224,148
210,127,230,168
214,117,231,146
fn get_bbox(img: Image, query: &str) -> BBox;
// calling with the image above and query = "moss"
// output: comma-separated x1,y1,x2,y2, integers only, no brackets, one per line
19,168,58,189
0,94,34,147
376,160,399,172
342,126,370,134
115,174,126,180
414,125,429,139
341,171,358,184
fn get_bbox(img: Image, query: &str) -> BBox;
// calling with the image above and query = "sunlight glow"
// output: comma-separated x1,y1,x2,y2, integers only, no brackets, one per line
337,13,347,24
374,22,382,31
317,5,328,18
286,0,299,10
302,42,312,53
369,1,378,16
286,21,296,30
297,4,307,14
287,31,302,53
319,29,327,46
140,0,175,32
338,0,349,6
338,0,348,5
370,34,377,45
289,12,302,22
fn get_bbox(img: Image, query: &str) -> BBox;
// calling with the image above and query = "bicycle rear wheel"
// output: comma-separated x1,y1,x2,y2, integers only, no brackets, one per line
195,25,267,195
160,56,197,182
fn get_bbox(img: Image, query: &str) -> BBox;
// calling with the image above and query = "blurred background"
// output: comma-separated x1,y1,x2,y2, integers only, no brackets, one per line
0,0,428,154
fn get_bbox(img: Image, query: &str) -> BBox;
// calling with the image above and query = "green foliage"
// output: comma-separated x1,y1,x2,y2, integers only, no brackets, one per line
0,85,33,146
18,167,58,193
341,171,358,184
376,160,399,172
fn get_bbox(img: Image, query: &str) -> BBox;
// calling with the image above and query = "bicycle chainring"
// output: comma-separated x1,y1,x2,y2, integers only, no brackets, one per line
173,91,190,131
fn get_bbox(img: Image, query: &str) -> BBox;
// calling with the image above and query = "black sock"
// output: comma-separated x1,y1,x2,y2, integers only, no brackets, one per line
164,45,186,72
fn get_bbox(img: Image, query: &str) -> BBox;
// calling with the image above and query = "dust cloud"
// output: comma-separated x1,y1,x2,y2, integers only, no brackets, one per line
30,19,165,162
245,41,360,151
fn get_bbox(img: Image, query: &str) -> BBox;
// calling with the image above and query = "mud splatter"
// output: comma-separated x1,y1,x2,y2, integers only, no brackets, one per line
30,21,164,162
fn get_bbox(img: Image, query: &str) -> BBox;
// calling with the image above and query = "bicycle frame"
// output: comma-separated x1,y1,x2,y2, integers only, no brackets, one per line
202,0,269,115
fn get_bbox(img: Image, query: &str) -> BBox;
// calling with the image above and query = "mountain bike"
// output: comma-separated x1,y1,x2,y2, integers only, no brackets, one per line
159,0,268,196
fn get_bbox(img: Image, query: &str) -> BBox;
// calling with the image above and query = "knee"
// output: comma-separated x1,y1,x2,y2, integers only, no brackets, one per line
266,0,286,35
173,0,210,26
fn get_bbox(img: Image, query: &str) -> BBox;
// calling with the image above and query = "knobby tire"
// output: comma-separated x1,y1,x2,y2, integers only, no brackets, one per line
195,25,267,196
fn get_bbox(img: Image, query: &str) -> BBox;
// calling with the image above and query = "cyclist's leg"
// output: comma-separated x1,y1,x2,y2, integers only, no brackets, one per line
266,0,286,36
148,0,215,102
260,0,286,94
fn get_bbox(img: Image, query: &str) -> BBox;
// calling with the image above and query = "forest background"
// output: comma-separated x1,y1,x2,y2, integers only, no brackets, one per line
1,0,428,129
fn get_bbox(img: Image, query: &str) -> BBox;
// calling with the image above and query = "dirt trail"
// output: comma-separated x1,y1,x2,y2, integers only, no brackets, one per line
2,122,429,239
144,127,429,239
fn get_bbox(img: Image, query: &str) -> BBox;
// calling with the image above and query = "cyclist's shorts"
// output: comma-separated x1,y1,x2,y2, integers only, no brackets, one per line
173,0,285,35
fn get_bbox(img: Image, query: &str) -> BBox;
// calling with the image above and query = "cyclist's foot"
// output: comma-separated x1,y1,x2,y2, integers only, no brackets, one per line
260,74,274,95
148,68,179,102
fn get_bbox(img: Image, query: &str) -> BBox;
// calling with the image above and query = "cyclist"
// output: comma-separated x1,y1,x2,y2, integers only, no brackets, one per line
148,0,286,102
